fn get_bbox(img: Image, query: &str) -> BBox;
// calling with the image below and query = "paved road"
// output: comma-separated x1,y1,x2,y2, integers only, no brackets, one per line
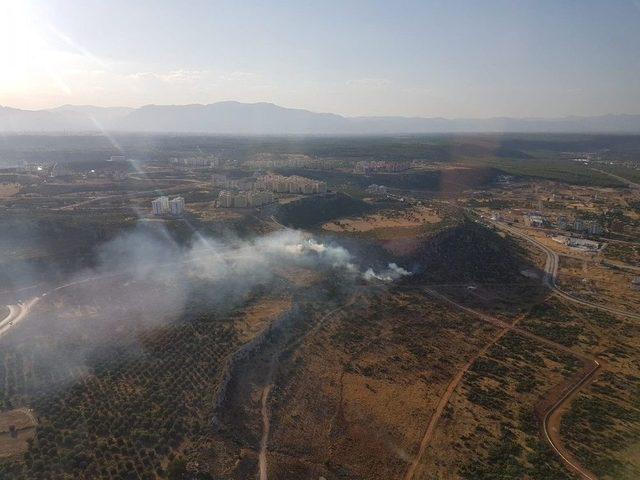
0,246,261,340
481,219,609,480
490,220,640,320
0,298,40,340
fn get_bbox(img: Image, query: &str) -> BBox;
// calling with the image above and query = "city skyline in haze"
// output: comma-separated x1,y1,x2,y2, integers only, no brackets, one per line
2,0,640,118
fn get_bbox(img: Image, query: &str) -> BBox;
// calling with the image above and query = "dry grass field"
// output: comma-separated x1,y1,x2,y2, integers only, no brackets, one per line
0,409,37,460
557,256,640,313
0,183,20,198
322,205,441,237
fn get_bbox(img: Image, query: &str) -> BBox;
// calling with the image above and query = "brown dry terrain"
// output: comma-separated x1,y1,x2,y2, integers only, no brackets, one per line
2,145,640,480
264,290,499,479
322,205,441,239
557,256,640,313
518,298,640,480
0,183,20,198
234,297,293,342
0,409,37,460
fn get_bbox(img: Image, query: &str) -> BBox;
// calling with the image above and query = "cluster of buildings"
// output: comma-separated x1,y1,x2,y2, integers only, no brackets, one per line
523,212,604,236
245,154,338,170
254,174,327,194
151,196,185,216
22,163,48,174
354,161,409,175
557,216,604,235
211,174,254,190
214,174,325,208
523,213,546,228
217,190,274,208
552,236,602,252
172,156,221,168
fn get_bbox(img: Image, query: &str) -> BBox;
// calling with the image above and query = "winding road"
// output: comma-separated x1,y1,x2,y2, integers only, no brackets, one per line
491,220,640,320
405,217,607,480
487,219,605,480
0,298,40,340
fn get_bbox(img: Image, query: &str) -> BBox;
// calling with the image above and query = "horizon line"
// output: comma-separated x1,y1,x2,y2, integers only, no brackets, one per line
2,101,640,121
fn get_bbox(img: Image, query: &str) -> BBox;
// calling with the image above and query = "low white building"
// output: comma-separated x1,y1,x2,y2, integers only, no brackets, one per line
523,213,545,228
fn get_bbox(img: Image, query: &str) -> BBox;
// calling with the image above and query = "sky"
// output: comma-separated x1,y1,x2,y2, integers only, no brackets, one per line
1,0,639,118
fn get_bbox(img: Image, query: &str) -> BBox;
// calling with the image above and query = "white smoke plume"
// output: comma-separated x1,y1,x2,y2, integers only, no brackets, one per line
0,222,413,401
363,263,412,282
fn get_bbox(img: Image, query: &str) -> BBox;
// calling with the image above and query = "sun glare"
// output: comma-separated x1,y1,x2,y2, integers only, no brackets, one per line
0,0,80,106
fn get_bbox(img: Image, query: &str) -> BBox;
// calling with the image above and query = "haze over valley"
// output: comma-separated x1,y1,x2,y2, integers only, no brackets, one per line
2,102,640,134
2,1,640,479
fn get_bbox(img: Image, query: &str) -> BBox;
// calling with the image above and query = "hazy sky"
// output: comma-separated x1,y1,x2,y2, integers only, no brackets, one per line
1,0,639,117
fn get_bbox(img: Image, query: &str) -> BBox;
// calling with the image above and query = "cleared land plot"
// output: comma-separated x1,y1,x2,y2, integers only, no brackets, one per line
0,409,37,460
557,256,640,314
322,205,441,238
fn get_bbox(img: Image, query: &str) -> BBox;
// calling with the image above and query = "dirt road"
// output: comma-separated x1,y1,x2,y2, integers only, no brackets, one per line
403,321,513,480
417,288,601,480
590,168,640,190
258,383,273,480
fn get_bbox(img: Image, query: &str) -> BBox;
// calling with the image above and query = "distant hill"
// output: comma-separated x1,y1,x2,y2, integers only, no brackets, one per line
409,220,536,284
1,102,639,134
275,192,373,229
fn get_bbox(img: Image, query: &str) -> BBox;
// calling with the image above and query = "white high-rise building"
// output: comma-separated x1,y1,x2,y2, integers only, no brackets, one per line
151,196,170,215
169,196,185,216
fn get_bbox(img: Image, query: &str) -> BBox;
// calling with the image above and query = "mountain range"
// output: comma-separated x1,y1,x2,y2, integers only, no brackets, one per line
1,101,639,134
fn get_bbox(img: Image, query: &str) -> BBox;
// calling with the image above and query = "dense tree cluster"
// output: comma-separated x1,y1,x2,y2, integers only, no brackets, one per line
0,315,239,480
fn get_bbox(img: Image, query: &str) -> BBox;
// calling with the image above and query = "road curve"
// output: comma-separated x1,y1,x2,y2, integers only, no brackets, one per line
483,219,608,479
542,360,601,480
490,220,640,320
420,287,601,480
0,298,40,340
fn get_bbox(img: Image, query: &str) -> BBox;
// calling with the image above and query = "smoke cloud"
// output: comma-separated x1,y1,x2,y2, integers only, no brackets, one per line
363,263,412,282
1,223,411,391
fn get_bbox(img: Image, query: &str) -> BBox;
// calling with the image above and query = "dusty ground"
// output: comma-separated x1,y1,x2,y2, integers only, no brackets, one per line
0,183,19,198
418,329,582,480
273,266,325,288
189,203,244,222
234,297,293,343
265,290,498,479
517,297,640,480
322,205,441,239
557,256,640,313
0,409,37,459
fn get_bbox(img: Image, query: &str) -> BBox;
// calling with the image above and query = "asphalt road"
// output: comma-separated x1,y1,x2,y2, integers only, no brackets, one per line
490,220,640,320
484,219,607,480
